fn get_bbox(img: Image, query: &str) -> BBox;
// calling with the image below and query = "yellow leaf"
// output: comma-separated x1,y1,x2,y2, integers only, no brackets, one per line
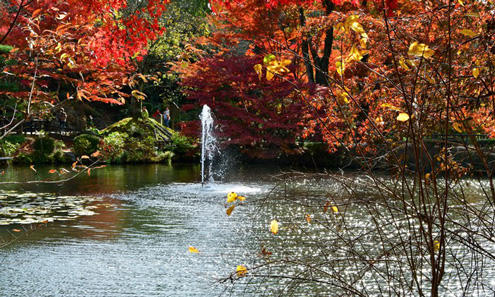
350,21,365,35
408,42,435,59
381,103,401,112
280,59,292,67
399,57,409,70
266,69,274,81
30,165,36,173
473,67,480,78
226,205,235,216
348,45,364,62
254,64,263,80
236,265,248,277
270,220,279,234
227,192,237,203
460,29,477,38
336,61,345,76
188,246,199,253
305,214,311,223
12,228,21,232
331,206,339,214
80,155,90,159
397,113,410,122
433,240,440,252
453,122,463,133
237,196,246,201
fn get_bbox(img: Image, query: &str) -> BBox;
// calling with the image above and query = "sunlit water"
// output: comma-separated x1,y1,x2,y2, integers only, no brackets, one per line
1,164,494,296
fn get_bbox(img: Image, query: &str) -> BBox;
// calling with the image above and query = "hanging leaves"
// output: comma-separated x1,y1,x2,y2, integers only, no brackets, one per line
408,42,435,59
270,220,279,234
226,205,235,216
188,246,199,253
236,265,248,277
397,113,410,122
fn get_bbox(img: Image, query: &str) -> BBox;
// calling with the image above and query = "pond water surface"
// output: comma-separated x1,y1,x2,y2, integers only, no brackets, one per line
1,164,494,296
0,164,282,297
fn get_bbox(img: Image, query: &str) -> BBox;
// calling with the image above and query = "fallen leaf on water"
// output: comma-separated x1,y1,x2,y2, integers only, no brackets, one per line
270,220,279,234
30,165,36,172
12,229,21,232
237,195,246,201
305,214,312,223
80,155,90,160
332,206,339,214
188,246,199,253
87,168,91,176
48,169,57,174
226,205,235,216
91,151,101,158
72,161,78,169
236,265,248,277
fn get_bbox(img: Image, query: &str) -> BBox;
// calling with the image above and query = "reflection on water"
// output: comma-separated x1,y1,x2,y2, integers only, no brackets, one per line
0,164,275,297
1,164,493,296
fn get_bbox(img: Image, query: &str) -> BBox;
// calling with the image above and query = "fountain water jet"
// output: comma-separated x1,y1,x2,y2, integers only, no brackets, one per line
200,105,218,184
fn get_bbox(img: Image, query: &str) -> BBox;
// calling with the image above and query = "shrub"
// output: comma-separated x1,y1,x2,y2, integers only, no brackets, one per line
73,134,100,156
4,134,25,145
31,151,52,164
165,132,196,156
99,132,127,163
0,139,17,157
13,153,32,165
33,136,55,155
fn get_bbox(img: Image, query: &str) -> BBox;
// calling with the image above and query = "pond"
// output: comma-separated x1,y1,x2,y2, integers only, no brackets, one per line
1,164,494,296
0,164,280,297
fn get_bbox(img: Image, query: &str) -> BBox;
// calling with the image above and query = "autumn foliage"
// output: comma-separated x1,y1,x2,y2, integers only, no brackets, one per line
179,0,495,158
0,0,168,106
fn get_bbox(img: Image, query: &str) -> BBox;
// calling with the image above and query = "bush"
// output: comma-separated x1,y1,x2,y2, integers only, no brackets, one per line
31,151,52,164
124,136,156,163
165,132,196,156
99,132,127,163
13,153,32,165
4,134,25,145
73,134,100,156
0,139,17,157
33,136,55,155
53,150,73,164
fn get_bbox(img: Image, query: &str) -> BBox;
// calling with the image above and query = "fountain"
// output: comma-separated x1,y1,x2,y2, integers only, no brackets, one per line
200,105,218,184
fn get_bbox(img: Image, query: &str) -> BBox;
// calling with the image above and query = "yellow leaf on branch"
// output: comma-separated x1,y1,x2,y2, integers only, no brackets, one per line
473,67,480,78
397,113,410,122
460,29,477,38
188,246,199,253
236,265,248,277
270,220,279,234
408,42,435,59
227,192,237,203
254,64,263,80
226,205,235,216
